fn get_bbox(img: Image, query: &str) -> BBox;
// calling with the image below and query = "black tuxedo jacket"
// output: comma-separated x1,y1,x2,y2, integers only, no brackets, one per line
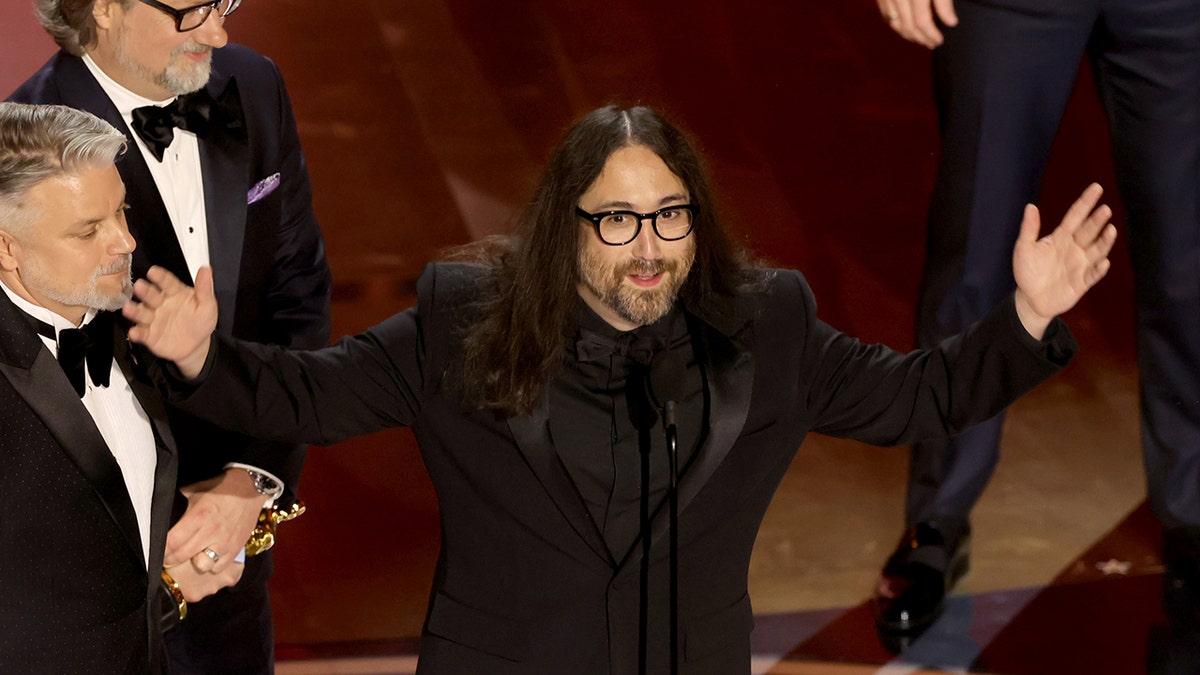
168,263,1075,674
8,45,333,489
0,293,178,673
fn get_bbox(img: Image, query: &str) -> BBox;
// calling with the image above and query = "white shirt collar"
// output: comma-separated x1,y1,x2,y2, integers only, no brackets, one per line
0,277,99,334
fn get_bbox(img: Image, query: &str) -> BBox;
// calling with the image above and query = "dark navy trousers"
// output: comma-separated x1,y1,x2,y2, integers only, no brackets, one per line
908,0,1200,532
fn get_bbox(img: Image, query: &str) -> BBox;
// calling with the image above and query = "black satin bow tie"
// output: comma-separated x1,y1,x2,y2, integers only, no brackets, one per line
131,88,229,161
575,328,661,366
24,311,115,397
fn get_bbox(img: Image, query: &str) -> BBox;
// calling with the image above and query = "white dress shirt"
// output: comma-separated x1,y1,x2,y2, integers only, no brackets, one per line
83,53,211,281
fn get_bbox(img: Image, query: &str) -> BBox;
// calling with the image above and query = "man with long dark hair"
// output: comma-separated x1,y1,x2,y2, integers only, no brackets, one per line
125,105,1114,674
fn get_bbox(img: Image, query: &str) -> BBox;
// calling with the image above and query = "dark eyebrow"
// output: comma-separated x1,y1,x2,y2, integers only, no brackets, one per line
592,194,690,211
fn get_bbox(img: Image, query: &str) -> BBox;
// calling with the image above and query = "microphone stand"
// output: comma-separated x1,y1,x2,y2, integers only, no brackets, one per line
663,400,679,675
638,419,651,675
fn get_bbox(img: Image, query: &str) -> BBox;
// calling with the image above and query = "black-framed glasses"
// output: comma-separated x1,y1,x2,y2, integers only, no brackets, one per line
137,0,241,32
575,204,698,246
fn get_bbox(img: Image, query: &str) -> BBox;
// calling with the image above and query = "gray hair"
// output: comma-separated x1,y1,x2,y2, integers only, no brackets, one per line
34,0,131,56
0,102,127,236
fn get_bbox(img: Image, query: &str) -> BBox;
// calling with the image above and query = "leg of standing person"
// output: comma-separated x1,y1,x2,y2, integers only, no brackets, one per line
1090,2,1200,669
874,0,1100,646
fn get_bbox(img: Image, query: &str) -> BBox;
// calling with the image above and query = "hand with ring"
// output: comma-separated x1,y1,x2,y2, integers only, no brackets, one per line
168,558,245,603
164,468,272,574
876,0,959,49
192,545,221,573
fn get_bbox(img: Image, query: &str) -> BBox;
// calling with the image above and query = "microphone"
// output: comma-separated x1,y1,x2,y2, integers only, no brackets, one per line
647,348,685,421
646,348,685,675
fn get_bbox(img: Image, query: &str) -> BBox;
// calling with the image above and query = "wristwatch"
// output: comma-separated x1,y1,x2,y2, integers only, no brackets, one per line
243,467,284,502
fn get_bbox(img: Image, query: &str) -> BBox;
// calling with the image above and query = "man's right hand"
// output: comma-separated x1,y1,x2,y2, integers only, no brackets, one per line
123,265,217,379
877,0,958,48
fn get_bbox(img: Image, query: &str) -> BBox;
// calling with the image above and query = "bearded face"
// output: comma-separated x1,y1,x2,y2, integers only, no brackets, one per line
574,145,698,331
578,240,694,327
0,164,136,324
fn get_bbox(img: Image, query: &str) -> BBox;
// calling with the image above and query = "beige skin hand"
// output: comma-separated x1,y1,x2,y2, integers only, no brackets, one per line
123,264,218,379
877,0,958,48
1011,183,1118,340
165,468,266,574
167,558,244,603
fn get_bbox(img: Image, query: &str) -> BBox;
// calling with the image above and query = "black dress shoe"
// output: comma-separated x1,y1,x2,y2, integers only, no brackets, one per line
872,521,970,650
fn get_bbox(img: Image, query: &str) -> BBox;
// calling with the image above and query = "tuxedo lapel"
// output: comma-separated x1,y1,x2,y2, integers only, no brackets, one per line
640,311,755,556
197,75,249,335
506,396,613,565
47,54,192,284
0,299,145,566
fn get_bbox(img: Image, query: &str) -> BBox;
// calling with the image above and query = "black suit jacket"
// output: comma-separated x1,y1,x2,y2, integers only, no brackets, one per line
8,45,333,489
0,293,178,673
167,263,1075,674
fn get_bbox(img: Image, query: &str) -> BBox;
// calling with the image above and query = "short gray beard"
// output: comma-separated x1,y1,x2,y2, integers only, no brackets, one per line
24,255,134,313
157,44,213,96
115,34,212,97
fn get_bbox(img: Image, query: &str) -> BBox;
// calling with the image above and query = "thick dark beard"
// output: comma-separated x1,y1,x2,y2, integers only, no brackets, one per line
580,252,693,327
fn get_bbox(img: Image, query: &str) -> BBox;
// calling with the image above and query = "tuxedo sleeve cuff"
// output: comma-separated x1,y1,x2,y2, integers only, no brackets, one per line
159,335,218,399
1004,294,1077,367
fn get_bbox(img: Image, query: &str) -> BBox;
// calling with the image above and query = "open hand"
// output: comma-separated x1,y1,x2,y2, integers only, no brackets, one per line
123,265,217,379
1012,183,1118,339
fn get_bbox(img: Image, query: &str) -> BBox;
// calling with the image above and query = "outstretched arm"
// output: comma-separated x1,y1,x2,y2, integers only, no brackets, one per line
1012,183,1118,340
877,0,958,48
123,265,219,379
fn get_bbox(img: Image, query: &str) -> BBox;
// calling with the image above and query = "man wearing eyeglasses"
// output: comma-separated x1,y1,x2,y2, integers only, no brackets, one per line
124,104,1116,674
8,0,333,672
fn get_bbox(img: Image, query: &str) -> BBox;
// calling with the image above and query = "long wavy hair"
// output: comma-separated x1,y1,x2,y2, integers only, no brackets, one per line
454,105,767,415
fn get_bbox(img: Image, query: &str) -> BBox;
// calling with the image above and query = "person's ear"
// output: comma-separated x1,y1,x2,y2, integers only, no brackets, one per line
93,0,119,31
0,229,21,272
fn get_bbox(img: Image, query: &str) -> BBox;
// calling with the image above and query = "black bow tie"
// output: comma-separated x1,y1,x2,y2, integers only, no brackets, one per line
131,88,227,161
575,328,662,366
24,311,115,397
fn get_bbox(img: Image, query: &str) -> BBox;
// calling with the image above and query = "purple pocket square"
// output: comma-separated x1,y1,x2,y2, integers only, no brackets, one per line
247,173,281,204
